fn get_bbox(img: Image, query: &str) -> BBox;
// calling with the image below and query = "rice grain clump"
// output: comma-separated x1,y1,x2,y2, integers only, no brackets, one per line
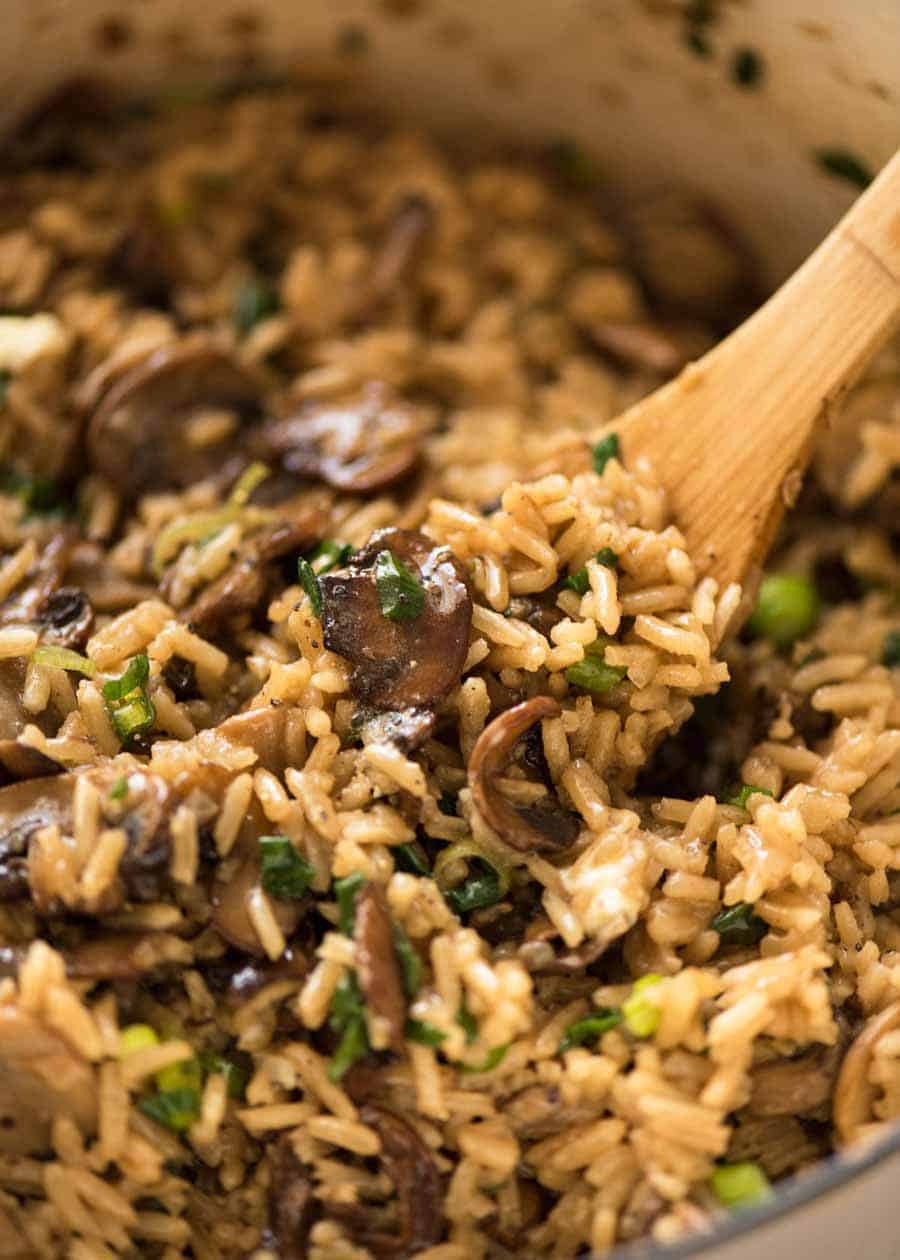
0,78,896,1259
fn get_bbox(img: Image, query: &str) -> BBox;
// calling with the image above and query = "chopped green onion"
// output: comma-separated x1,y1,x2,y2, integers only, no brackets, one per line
565,640,627,694
711,903,767,946
307,540,353,575
139,1087,201,1133
747,574,820,647
461,1044,508,1074
297,558,323,618
563,548,619,596
393,842,431,877
435,841,511,916
31,645,96,677
102,654,150,704
374,549,425,622
405,1019,446,1047
732,46,764,88
233,276,279,335
335,872,366,935
882,630,900,668
724,784,774,810
260,836,315,900
591,433,620,475
393,925,422,998
815,148,873,190
156,1057,202,1095
108,775,129,801
198,1051,250,1100
102,654,155,744
228,462,270,507
328,975,369,1082
547,139,600,188
119,1023,159,1057
623,974,663,1038
457,1002,478,1045
559,1009,623,1053
710,1162,774,1211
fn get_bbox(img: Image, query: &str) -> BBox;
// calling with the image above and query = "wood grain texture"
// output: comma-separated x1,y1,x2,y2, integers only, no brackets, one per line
615,150,900,599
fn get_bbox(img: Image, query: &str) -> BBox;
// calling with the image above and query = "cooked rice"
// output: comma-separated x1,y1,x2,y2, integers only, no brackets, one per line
0,75,896,1260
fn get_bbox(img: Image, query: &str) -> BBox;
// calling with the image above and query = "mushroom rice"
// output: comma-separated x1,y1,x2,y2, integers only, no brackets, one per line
0,79,897,1260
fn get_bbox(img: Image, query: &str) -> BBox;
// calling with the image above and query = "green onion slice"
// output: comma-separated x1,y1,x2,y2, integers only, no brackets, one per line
710,1162,774,1210
559,1009,623,1053
297,558,323,618
434,840,511,916
139,1086,201,1133
622,974,663,1038
710,902,767,946
334,872,366,935
32,646,96,677
565,640,627,694
405,1019,446,1047
591,433,620,475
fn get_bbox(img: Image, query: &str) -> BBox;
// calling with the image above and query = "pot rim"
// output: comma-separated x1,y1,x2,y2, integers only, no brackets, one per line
613,1117,900,1259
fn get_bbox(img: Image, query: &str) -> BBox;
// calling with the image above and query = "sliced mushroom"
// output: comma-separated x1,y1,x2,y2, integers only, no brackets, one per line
0,932,189,981
356,706,437,755
354,194,435,321
354,883,407,1051
320,527,472,718
214,705,290,777
265,1136,315,1260
185,515,324,635
0,529,75,627
834,1001,900,1143
86,338,263,495
469,697,581,853
0,1006,96,1154
0,658,63,786
264,383,422,493
504,1084,599,1142
37,586,94,650
211,803,306,955
588,321,704,376
334,1105,443,1257
748,1041,846,1118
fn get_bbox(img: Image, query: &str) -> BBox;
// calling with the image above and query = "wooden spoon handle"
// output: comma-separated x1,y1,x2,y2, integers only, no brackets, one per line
617,151,900,595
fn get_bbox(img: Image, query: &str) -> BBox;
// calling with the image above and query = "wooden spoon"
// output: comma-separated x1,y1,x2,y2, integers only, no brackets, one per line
615,151,900,601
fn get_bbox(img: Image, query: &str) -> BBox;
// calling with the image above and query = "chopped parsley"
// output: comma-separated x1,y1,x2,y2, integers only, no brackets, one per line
405,1019,446,1047
307,540,353,575
563,548,619,596
815,148,873,190
711,902,767,946
591,433,620,475
259,836,315,900
724,784,774,810
297,557,323,618
102,654,155,744
374,549,425,621
559,1009,623,1053
565,640,627,694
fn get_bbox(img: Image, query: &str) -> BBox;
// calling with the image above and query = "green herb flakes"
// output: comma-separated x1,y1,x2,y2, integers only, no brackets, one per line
259,836,314,900
297,557,323,618
374,549,425,621
591,433,620,475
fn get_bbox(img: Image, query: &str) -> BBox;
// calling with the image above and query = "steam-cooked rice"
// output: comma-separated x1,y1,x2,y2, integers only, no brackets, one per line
0,76,896,1260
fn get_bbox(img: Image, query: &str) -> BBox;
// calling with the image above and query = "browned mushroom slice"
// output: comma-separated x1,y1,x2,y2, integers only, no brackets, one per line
354,883,407,1051
214,705,290,777
504,1084,599,1141
834,1001,900,1143
185,516,324,635
469,697,581,853
335,1105,443,1257
354,194,435,321
0,1006,97,1155
264,383,422,493
748,1041,847,1118
356,706,437,755
588,321,702,376
0,932,188,981
86,338,263,495
211,803,306,955
36,587,94,650
321,527,472,716
0,529,75,627
265,1136,315,1260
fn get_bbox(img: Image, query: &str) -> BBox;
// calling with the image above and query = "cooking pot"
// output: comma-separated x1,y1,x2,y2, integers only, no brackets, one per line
4,1,900,1256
